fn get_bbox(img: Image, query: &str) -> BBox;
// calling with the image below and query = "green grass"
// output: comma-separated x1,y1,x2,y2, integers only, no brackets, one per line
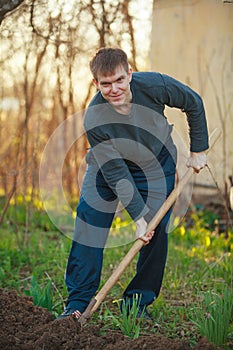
0,225,70,311
0,201,232,348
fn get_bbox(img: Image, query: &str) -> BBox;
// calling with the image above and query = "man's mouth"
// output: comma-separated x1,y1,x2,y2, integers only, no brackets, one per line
110,94,123,100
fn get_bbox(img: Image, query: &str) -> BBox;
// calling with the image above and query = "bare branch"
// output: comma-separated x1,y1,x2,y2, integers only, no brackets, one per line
0,0,24,25
29,0,72,44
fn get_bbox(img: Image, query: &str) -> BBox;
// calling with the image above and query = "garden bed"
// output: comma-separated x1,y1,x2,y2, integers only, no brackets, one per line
0,289,219,350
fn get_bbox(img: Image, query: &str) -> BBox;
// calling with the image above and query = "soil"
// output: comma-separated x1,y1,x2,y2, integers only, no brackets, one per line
0,289,221,350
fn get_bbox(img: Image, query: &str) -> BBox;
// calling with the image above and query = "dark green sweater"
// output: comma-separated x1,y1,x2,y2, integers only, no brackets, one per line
84,72,209,220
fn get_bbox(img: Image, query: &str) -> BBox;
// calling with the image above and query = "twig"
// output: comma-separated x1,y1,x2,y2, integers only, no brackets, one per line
202,252,231,277
44,271,66,309
0,175,17,225
206,164,233,233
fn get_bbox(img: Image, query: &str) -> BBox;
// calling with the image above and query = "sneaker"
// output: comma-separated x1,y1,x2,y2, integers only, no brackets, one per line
136,307,153,321
57,308,82,320
72,310,82,319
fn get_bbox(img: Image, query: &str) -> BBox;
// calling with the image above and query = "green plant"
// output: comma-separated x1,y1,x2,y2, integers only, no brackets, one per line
102,294,144,339
25,275,54,312
190,287,233,348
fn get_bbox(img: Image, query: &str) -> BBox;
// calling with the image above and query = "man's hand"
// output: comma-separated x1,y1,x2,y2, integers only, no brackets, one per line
135,217,154,245
186,151,207,173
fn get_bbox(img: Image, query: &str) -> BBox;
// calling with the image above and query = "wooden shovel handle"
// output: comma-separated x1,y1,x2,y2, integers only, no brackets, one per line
79,129,221,324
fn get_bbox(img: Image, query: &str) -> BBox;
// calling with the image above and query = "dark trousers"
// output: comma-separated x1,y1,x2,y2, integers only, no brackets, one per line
65,148,176,312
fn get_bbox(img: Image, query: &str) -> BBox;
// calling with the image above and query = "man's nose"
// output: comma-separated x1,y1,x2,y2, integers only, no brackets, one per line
111,83,118,92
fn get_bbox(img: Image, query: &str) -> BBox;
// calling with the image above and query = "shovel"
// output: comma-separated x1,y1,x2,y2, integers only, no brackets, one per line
78,129,221,325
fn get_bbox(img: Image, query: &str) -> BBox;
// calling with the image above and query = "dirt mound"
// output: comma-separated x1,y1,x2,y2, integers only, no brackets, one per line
0,289,217,350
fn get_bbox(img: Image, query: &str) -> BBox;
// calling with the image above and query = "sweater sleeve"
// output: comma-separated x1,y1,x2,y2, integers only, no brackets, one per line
85,127,149,221
161,74,209,152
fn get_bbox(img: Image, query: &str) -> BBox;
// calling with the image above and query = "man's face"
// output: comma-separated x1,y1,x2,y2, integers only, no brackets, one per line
94,65,132,106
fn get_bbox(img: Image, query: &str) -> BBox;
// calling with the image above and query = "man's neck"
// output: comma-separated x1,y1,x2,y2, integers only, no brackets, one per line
113,103,132,115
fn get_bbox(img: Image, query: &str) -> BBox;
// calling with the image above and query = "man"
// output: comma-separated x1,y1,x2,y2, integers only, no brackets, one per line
58,47,208,320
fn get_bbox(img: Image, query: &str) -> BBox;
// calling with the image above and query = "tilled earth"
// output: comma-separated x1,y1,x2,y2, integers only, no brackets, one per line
0,289,221,350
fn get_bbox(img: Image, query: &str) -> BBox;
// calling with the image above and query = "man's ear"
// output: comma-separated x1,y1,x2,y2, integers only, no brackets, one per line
93,79,99,88
128,68,133,82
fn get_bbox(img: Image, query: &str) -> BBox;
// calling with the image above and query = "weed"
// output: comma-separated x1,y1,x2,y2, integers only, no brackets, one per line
189,287,233,348
102,294,144,338
25,275,54,311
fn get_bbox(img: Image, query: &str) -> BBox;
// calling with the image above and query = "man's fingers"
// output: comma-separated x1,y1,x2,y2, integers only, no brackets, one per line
135,217,155,245
138,230,154,245
190,163,206,173
186,153,207,173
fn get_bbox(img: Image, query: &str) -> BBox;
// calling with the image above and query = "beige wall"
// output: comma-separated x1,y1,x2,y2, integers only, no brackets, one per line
151,0,233,188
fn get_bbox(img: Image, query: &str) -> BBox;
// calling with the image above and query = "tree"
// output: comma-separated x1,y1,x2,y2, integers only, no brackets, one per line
0,0,153,222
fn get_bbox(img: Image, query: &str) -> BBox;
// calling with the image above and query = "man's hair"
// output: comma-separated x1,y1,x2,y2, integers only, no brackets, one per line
89,47,129,80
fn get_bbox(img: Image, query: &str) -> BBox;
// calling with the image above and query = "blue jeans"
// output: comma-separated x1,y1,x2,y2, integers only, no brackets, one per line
65,146,176,312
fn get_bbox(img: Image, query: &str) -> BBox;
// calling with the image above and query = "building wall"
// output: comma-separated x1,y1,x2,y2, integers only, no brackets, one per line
151,0,233,187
